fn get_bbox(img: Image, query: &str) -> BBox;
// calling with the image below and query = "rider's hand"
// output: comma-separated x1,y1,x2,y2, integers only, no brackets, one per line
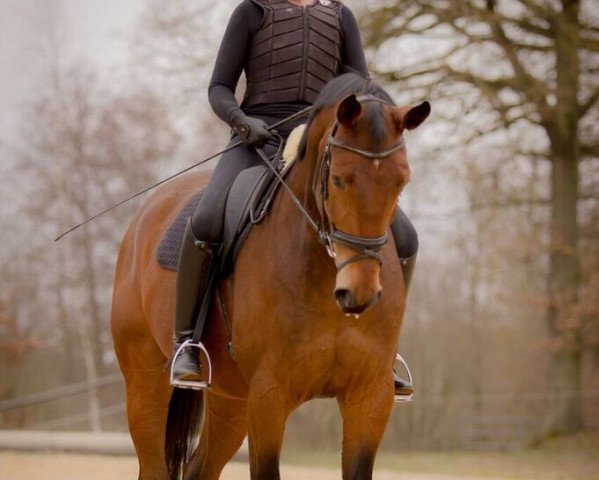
231,112,274,148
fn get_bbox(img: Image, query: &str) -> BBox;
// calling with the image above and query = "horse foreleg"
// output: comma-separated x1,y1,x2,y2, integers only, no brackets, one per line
338,381,394,480
246,376,290,480
184,393,248,480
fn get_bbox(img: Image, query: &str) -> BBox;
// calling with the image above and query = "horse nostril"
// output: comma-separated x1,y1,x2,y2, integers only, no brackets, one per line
334,288,354,308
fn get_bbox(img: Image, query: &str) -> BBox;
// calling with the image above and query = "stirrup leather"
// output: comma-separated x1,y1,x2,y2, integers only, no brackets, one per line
394,353,414,403
169,339,213,390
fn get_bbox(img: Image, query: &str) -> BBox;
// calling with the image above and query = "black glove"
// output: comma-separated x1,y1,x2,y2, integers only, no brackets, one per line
230,112,274,147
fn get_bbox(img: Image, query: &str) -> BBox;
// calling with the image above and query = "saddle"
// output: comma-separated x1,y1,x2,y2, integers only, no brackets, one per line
155,130,302,274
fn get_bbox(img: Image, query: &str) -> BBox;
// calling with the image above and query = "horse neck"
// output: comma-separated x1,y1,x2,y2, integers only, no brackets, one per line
285,109,333,215
274,110,334,268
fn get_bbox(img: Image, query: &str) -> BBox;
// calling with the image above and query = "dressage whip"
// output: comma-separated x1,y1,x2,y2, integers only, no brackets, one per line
54,106,313,242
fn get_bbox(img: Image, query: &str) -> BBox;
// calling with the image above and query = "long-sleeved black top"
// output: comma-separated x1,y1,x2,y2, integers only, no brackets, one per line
208,0,369,126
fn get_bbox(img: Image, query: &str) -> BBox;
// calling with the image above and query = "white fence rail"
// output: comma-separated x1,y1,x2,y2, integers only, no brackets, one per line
0,374,125,432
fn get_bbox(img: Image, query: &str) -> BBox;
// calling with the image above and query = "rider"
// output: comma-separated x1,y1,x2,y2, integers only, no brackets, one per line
172,0,418,398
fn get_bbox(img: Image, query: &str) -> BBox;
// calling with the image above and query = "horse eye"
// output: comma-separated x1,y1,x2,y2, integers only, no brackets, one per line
331,175,346,190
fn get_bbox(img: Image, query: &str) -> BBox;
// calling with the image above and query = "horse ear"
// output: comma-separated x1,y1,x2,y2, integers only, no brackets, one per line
394,101,431,132
337,94,362,127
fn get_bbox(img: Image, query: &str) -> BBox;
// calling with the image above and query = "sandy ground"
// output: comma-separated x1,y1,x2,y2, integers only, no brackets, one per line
2,432,598,479
0,451,503,480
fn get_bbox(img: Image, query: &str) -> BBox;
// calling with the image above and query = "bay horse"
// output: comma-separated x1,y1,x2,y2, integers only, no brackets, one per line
111,74,430,480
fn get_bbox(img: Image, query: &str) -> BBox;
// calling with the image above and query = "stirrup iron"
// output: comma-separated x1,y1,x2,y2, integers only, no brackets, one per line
169,339,213,390
394,353,414,403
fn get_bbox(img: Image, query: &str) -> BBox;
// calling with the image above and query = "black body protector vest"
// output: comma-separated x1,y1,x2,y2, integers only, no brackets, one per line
245,0,343,106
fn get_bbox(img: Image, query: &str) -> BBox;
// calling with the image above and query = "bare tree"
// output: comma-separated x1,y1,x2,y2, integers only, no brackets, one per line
1,59,181,428
132,0,251,159
133,1,227,112
360,0,598,435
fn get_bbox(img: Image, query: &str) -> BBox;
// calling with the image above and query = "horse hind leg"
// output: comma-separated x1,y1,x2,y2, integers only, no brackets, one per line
184,393,248,480
114,323,171,480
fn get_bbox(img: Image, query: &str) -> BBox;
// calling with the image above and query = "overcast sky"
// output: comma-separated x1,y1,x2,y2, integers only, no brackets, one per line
0,0,145,141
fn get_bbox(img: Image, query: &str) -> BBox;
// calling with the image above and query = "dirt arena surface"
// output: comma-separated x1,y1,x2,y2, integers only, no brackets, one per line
2,433,598,480
0,451,599,480
0,451,501,480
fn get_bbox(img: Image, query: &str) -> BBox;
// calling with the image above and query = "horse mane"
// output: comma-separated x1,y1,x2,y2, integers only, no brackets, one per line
297,73,396,159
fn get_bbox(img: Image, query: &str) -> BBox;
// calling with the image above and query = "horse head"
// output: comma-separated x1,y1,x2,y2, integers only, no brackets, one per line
314,93,430,315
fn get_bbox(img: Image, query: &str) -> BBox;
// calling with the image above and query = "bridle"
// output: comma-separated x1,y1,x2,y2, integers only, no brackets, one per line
256,94,405,271
314,95,406,271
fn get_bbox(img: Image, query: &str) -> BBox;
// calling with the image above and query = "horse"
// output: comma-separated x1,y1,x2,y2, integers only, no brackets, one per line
110,73,430,480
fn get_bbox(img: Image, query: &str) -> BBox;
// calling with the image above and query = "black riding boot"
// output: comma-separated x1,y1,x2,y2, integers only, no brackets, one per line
392,254,417,398
391,211,418,399
171,218,220,385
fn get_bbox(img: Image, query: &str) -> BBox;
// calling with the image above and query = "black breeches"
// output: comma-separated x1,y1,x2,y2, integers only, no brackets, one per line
190,135,418,259
190,136,279,241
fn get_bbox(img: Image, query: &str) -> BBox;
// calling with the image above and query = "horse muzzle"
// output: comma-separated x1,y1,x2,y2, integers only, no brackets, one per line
333,259,383,315
334,287,382,315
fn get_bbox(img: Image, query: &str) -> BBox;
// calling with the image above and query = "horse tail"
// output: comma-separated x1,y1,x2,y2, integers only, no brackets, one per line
165,388,205,480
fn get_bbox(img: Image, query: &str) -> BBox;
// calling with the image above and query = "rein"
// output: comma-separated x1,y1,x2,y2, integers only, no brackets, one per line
257,95,406,271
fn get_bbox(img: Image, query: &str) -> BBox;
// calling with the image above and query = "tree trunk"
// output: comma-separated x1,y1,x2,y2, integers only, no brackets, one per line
76,307,103,432
56,235,80,383
545,133,583,434
544,0,582,435
81,224,106,375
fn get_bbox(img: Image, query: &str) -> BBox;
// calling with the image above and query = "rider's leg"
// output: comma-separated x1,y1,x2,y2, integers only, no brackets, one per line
172,138,279,384
172,218,220,381
390,207,418,399
391,207,418,293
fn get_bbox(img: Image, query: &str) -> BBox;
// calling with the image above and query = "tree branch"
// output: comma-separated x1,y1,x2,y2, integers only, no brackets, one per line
581,142,599,158
480,0,550,113
580,86,599,117
580,33,599,52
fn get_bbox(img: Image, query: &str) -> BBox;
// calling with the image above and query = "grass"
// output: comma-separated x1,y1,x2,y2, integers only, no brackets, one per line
281,430,599,479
